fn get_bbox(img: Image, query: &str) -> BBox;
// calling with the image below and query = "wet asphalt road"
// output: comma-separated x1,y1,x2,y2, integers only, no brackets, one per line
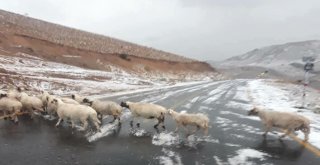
0,80,319,165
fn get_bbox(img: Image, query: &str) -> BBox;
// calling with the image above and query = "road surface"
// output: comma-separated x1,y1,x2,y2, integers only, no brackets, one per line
0,80,319,165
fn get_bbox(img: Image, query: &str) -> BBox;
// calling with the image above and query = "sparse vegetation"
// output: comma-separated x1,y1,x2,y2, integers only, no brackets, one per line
0,10,194,62
144,66,151,72
119,53,130,61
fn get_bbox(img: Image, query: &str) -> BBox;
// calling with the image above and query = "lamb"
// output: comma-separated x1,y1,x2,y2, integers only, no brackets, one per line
18,92,44,118
83,98,122,124
120,101,167,129
248,107,310,141
0,94,23,122
48,98,101,132
168,109,209,136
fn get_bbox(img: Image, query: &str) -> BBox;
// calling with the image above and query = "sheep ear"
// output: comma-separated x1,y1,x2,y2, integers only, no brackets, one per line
17,87,22,92
71,94,75,99
53,99,58,103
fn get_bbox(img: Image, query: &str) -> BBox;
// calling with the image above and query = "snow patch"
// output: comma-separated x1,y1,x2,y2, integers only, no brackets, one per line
152,132,179,146
156,148,183,165
228,148,270,165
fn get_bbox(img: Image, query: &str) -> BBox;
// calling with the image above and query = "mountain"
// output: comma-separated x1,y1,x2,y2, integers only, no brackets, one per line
220,40,320,79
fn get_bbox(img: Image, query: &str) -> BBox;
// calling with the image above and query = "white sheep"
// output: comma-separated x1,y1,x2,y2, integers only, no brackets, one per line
120,101,167,129
248,107,310,141
42,95,80,119
37,91,51,110
6,88,22,100
83,98,122,124
18,92,44,118
48,98,101,132
0,94,23,122
168,109,209,136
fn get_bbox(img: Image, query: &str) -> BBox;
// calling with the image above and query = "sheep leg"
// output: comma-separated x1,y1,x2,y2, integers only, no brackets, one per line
3,111,8,120
161,116,165,129
204,127,208,136
130,120,134,127
174,124,180,133
97,113,102,120
182,125,190,135
262,124,272,137
94,121,101,132
280,129,292,139
302,127,310,141
154,115,165,129
117,116,121,125
154,118,161,129
71,121,76,129
82,120,88,131
109,116,116,123
190,125,200,135
11,112,19,123
56,118,62,127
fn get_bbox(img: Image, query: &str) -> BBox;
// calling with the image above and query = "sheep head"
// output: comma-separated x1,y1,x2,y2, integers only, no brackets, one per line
71,94,75,100
248,107,259,116
120,101,129,108
168,109,176,115
83,98,93,106
51,99,58,105
17,87,22,93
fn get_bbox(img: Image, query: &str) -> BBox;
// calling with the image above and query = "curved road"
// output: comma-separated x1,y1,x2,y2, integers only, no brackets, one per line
0,80,319,165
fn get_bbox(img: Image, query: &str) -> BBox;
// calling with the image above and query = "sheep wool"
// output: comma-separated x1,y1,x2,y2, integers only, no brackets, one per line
120,101,168,129
168,109,209,136
248,107,310,141
0,96,23,122
84,98,122,124
49,98,101,132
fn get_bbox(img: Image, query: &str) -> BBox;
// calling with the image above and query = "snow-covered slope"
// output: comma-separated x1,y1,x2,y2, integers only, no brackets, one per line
0,53,221,96
221,40,320,78
0,53,155,96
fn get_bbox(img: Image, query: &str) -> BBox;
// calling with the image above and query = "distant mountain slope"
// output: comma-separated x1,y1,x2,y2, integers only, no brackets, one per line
0,9,193,62
221,40,320,78
223,40,320,66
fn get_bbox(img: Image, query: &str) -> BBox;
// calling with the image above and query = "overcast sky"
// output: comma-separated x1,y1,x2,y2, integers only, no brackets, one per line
1,0,320,61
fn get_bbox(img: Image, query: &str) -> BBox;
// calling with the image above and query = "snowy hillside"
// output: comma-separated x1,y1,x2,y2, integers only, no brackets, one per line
221,40,320,78
0,53,154,95
0,53,221,96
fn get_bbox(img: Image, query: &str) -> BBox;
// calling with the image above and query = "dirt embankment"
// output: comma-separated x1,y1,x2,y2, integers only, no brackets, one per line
0,9,215,76
0,30,214,75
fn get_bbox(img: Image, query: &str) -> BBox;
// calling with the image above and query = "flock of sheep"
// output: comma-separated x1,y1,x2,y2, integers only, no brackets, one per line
0,87,311,142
